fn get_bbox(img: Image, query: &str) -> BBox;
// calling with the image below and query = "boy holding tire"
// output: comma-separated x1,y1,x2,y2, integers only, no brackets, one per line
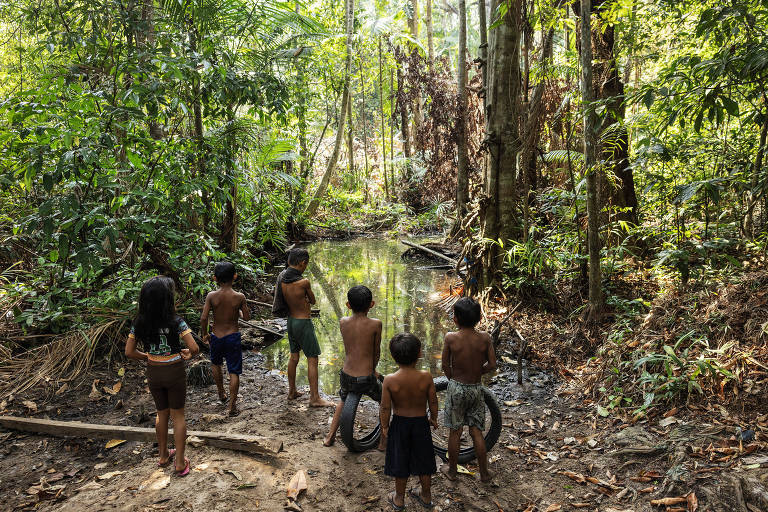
323,285,383,448
440,297,496,482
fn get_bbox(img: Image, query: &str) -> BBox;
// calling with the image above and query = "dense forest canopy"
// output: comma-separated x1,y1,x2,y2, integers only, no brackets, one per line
1,0,767,410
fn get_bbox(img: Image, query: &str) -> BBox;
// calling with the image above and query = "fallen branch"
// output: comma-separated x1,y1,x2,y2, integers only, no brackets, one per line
400,239,457,265
239,319,283,337
514,329,528,385
491,301,521,346
612,445,668,457
0,416,282,456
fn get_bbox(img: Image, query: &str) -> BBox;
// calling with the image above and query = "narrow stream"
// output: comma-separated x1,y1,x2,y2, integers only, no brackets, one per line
262,238,457,395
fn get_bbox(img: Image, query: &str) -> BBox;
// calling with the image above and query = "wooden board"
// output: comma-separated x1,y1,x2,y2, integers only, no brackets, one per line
0,416,282,456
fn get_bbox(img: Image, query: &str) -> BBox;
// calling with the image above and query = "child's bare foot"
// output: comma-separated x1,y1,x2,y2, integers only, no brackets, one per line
439,464,458,481
288,391,304,400
376,441,385,452
408,487,433,509
218,393,228,403
387,491,405,511
228,407,240,417
322,435,335,447
309,397,335,407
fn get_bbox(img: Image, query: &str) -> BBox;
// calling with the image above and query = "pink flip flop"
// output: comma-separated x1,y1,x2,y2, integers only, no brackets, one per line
157,449,176,467
174,457,190,477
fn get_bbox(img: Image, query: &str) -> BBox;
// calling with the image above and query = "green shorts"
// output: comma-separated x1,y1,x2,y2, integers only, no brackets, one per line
443,379,486,430
287,318,321,358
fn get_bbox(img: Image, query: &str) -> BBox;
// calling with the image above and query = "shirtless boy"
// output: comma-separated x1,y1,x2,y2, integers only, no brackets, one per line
323,285,383,447
200,261,250,416
440,297,496,482
274,248,333,407
380,333,438,511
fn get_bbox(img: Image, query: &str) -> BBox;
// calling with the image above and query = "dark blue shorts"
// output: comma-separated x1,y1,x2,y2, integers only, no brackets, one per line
210,332,243,375
384,415,437,478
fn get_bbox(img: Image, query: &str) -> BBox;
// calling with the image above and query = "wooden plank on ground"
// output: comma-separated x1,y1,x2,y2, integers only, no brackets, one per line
0,416,282,456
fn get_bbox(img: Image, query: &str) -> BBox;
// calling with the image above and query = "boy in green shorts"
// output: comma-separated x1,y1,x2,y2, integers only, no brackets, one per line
273,248,334,407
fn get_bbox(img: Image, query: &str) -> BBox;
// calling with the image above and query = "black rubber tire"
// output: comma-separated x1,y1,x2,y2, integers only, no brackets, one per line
431,376,502,463
339,391,382,452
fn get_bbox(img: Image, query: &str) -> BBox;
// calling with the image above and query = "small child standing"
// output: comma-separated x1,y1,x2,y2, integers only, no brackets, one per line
200,261,250,417
440,297,496,482
125,276,199,476
380,333,438,510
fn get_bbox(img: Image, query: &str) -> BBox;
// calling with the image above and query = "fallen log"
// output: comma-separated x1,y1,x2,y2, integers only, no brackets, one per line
239,319,284,337
246,299,273,308
400,239,458,265
0,416,282,456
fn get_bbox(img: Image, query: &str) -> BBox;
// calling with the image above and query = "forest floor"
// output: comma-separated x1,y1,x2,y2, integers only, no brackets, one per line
1,331,765,512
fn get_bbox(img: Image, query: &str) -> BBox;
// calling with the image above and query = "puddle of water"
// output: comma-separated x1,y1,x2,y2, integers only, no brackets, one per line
261,238,457,395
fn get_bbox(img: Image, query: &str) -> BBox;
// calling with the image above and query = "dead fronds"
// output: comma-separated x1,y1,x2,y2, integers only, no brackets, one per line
0,319,125,401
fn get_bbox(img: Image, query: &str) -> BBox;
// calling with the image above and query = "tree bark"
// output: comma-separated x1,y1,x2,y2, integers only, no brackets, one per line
454,0,470,230
359,59,370,199
346,92,354,178
407,0,423,151
579,0,603,318
481,0,522,286
306,0,354,216
477,0,488,105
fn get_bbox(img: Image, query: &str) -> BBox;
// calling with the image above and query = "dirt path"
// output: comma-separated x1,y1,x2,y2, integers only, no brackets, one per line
0,343,764,511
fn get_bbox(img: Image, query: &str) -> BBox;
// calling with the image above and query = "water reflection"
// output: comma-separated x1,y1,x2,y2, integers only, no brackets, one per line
261,239,455,395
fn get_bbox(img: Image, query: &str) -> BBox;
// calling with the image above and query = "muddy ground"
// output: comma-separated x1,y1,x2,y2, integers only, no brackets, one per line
1,331,767,512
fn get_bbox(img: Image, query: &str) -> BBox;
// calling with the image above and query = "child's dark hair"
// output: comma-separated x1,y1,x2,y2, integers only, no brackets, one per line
389,333,421,365
288,247,309,266
454,297,481,328
347,285,373,312
214,261,236,283
134,276,176,348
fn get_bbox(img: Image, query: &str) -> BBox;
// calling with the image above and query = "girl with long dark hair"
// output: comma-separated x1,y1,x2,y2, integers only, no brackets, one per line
125,276,199,476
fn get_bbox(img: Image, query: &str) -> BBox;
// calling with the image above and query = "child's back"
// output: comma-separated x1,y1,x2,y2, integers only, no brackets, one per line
340,314,381,377
385,366,433,416
442,327,492,385
206,286,248,337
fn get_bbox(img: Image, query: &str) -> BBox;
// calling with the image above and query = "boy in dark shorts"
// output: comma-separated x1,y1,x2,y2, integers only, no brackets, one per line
323,285,383,447
200,261,250,416
380,333,438,510
440,297,496,482
274,248,333,407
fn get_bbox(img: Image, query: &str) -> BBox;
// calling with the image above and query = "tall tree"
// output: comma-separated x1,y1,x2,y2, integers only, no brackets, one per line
425,0,435,69
454,0,469,229
306,0,354,216
579,0,603,318
480,0,522,285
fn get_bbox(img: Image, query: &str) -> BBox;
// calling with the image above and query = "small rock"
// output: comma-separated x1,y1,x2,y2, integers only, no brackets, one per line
563,437,576,446
587,439,598,449
187,436,206,448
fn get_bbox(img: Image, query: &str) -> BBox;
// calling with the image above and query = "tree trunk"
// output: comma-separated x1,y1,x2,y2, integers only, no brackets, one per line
306,0,354,216
480,0,522,286
189,25,209,228
346,92,354,179
378,37,389,201
477,0,488,105
407,0,423,151
426,0,434,70
397,65,412,167
453,0,469,230
579,0,603,319
359,59,370,200
296,1,308,183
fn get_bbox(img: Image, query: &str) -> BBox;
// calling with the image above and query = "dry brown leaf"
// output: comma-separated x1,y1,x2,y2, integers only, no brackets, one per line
22,400,37,412
650,496,687,506
571,504,592,509
96,471,125,481
105,439,125,449
687,492,698,512
640,486,656,493
543,505,561,512
558,470,586,484
286,470,307,500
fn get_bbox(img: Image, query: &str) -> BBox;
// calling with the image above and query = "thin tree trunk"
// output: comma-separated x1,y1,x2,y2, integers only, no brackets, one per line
359,59,370,200
579,0,603,319
296,1,308,182
747,100,768,237
407,0,423,151
189,25,209,227
390,67,396,200
453,0,469,230
477,0,488,106
306,0,354,216
346,92,354,178
426,0,435,70
397,65,412,165
378,37,389,201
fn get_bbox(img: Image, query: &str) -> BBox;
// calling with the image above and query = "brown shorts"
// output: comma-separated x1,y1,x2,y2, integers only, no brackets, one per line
146,360,186,410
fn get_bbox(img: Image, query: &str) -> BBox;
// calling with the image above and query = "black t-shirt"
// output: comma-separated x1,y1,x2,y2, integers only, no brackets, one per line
129,316,191,363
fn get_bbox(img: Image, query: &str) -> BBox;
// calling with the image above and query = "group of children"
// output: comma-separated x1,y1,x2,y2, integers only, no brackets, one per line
125,247,497,510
